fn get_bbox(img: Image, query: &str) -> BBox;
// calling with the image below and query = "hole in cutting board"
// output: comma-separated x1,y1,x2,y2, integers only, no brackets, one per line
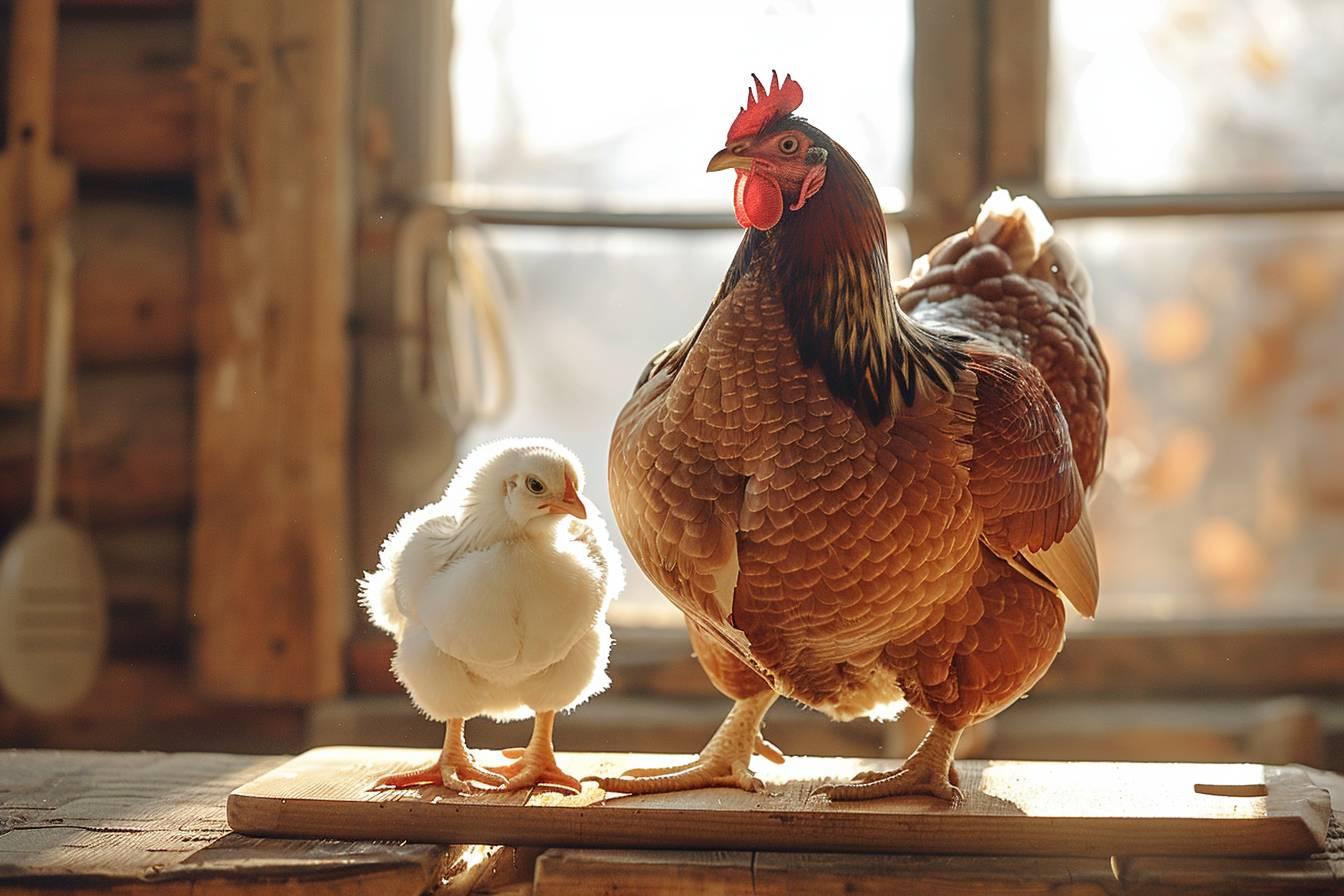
1193,783,1269,797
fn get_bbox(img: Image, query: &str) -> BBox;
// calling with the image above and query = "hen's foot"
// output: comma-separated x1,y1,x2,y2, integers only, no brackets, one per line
487,710,581,795
816,721,963,804
585,690,778,795
816,765,963,804
371,717,505,793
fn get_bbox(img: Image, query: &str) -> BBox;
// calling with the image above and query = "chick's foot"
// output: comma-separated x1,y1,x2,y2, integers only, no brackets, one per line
815,722,963,804
371,718,506,793
585,690,778,795
488,710,582,795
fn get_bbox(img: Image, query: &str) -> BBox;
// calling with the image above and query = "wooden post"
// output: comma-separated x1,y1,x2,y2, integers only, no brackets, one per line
191,0,354,702
907,0,985,255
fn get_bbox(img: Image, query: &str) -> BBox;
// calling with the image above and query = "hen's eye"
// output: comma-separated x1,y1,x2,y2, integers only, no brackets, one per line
525,476,545,495
779,136,799,154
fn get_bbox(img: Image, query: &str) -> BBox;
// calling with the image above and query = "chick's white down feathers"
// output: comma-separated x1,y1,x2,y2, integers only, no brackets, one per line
361,438,623,722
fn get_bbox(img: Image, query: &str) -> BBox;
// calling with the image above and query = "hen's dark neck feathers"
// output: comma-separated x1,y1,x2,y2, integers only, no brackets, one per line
716,122,967,423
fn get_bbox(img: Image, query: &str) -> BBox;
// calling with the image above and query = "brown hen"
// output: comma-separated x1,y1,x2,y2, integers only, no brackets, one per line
599,73,1109,802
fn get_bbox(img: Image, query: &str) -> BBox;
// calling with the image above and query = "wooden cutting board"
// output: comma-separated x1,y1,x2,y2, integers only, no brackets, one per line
227,747,1330,859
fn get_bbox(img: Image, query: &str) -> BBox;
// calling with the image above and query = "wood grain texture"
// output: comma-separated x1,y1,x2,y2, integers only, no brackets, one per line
50,17,193,175
0,0,75,403
75,200,194,365
0,751,457,894
0,16,195,176
191,0,354,702
0,367,190,524
228,747,1331,860
0,664,303,752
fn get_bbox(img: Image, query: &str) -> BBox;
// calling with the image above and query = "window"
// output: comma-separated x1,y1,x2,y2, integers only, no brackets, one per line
432,1,1344,627
450,0,913,623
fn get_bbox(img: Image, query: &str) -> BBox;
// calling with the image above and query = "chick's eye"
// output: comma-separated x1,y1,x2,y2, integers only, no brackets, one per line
779,136,799,154
525,476,545,495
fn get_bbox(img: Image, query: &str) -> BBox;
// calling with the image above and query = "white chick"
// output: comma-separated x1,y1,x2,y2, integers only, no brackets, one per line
360,437,622,794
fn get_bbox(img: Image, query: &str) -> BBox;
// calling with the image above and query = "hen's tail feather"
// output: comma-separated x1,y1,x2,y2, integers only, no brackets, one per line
974,189,1095,325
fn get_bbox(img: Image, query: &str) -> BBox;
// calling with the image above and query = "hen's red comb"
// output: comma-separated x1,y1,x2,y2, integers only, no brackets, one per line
727,71,803,143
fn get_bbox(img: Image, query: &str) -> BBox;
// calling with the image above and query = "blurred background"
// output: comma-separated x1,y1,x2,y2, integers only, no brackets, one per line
0,0,1340,770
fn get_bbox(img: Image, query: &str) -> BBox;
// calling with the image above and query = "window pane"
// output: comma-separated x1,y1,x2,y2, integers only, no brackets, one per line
462,225,911,624
1049,0,1344,194
452,0,912,210
1059,214,1344,619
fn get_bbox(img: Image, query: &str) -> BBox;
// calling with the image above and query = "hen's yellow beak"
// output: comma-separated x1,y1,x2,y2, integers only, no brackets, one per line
706,148,753,173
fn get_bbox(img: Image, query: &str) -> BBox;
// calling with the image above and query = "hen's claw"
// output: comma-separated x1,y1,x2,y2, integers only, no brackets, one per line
587,691,778,795
815,767,963,804
815,722,963,804
755,734,786,764
585,758,764,795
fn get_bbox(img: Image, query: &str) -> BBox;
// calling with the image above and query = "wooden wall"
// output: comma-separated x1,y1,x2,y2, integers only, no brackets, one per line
0,0,196,662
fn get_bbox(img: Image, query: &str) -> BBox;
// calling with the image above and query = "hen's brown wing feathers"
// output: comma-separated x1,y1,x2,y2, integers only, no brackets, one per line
963,349,1083,556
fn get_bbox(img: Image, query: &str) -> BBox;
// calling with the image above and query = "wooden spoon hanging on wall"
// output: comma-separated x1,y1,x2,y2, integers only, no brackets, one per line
0,0,76,402
0,0,105,714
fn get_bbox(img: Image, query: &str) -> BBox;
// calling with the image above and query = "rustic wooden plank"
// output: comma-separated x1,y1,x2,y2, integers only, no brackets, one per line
539,850,1124,896
96,524,186,656
753,851,1121,896
0,751,454,894
0,367,190,525
0,15,195,177
53,18,193,174
534,850,755,896
75,200,193,365
1038,618,1344,699
228,748,1332,860
0,663,304,752
191,0,354,702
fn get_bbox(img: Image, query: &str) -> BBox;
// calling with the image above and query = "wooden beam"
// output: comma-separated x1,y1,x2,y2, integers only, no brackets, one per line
983,0,1049,190
191,0,353,703
0,367,190,524
0,661,305,751
907,0,985,255
0,16,195,175
75,199,194,364
96,524,187,657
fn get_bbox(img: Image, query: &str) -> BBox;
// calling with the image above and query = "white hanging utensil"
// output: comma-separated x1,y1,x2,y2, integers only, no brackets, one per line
0,227,106,713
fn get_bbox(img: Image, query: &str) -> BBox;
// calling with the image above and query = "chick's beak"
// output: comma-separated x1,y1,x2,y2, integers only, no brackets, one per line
706,148,753,173
546,476,587,520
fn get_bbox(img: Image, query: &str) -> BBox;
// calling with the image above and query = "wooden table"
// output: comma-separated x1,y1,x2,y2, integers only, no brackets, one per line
2,750,1343,895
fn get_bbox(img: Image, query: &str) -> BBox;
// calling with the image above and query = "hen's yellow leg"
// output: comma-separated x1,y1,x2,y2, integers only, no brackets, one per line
816,721,963,803
488,710,582,795
586,690,779,794
372,718,507,792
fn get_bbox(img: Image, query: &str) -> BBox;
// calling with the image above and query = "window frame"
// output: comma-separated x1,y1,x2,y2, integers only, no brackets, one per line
361,0,1344,703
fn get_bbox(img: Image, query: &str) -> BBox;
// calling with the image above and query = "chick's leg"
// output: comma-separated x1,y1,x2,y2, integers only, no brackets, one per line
372,718,507,792
487,710,582,795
